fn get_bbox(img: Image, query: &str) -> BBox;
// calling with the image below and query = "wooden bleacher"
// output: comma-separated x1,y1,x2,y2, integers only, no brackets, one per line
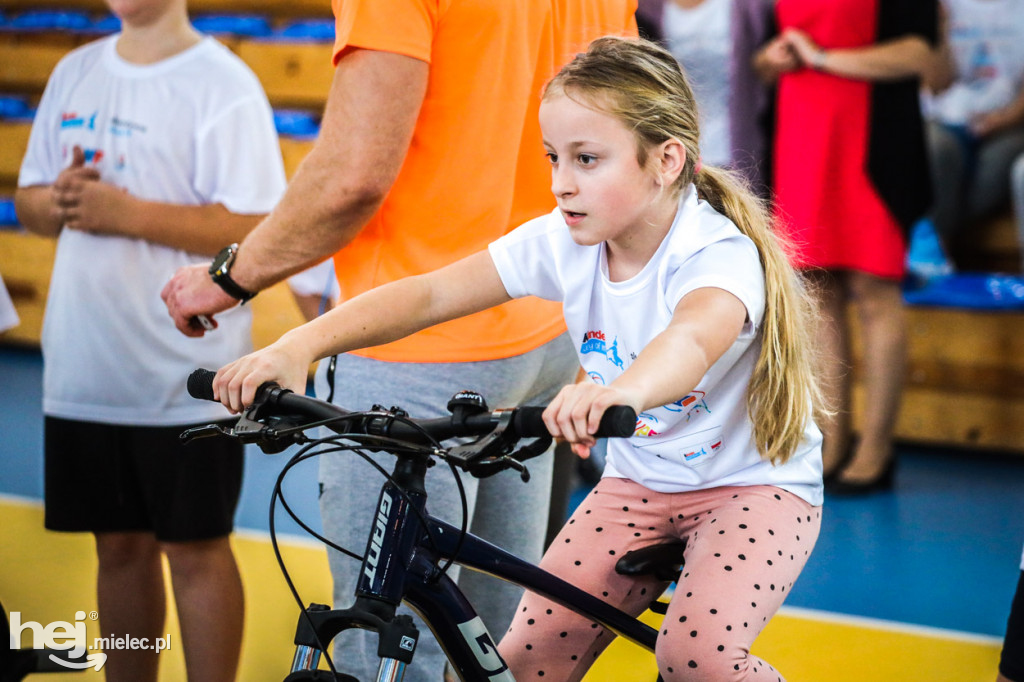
851,302,1024,453
2,8,1024,454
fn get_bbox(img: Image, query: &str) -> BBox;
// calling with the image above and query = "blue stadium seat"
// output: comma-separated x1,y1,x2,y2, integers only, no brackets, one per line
273,19,334,43
192,14,272,38
273,109,319,139
0,197,19,229
0,94,31,120
903,273,1024,310
87,13,121,35
2,9,91,32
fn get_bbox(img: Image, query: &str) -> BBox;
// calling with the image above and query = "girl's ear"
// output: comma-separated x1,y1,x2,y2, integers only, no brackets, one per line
655,138,686,186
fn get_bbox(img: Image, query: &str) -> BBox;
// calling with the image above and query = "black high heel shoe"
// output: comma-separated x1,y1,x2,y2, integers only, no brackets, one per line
827,456,896,495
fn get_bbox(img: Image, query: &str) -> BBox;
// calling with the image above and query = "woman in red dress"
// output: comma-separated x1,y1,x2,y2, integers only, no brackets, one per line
755,0,946,491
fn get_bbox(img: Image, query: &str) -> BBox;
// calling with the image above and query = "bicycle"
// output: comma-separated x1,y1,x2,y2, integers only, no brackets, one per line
183,369,687,682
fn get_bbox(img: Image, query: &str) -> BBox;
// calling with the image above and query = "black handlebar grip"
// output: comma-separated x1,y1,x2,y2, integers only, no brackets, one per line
187,368,217,401
513,405,637,439
596,405,638,438
511,407,548,438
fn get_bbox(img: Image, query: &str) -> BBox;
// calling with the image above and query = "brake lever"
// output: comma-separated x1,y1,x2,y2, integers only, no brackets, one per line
508,433,553,475
469,455,531,482
179,403,307,454
179,423,232,444
447,411,553,481
446,410,517,472
475,433,552,482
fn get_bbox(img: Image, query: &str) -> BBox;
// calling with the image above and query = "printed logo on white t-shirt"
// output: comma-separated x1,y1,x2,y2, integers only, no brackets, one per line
636,425,725,468
665,391,711,422
580,330,626,369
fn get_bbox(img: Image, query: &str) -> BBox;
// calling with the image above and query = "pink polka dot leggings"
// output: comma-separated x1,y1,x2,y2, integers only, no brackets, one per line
498,478,822,681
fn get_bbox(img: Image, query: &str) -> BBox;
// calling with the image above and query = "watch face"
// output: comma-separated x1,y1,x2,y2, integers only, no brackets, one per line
210,245,236,276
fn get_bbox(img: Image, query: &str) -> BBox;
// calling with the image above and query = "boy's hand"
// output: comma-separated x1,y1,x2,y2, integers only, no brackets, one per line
51,146,101,227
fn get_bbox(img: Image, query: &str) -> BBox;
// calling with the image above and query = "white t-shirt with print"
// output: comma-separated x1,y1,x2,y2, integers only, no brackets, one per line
19,35,286,425
488,185,823,506
925,0,1024,125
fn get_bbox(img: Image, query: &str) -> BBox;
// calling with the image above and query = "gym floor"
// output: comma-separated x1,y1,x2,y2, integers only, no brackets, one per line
1,344,1020,681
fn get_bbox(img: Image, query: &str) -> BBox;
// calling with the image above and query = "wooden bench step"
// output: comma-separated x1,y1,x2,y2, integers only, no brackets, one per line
0,33,335,109
236,41,334,109
850,306,1024,453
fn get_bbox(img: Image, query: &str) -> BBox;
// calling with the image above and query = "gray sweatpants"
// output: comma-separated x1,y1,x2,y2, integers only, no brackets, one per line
316,334,578,682
926,120,1024,240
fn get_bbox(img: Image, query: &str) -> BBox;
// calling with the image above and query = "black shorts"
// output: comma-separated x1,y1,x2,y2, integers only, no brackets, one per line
44,416,243,542
1001,570,1024,681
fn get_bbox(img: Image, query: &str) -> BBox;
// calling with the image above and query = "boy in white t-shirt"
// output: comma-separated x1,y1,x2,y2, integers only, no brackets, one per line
14,0,286,679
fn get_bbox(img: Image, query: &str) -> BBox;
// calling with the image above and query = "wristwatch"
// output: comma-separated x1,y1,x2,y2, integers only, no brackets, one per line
811,49,828,71
209,243,256,303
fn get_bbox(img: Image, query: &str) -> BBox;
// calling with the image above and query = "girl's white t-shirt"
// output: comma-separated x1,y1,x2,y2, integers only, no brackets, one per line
488,185,823,506
19,35,286,425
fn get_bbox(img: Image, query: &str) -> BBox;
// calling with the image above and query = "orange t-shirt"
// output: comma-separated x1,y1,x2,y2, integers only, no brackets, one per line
511,0,639,228
331,0,637,363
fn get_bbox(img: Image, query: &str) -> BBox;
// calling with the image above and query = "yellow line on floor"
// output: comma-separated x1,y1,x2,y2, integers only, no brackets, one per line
584,603,1003,681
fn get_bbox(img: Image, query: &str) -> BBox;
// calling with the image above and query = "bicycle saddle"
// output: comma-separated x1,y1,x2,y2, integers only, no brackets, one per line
614,539,687,582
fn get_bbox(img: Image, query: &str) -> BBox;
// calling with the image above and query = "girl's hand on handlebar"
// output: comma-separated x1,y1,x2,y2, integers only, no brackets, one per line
543,383,640,459
213,335,312,413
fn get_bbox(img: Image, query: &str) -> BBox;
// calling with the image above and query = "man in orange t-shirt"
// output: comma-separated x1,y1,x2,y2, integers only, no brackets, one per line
163,2,636,679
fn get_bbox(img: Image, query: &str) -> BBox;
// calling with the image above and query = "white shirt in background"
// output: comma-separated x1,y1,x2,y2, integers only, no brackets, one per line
663,0,733,166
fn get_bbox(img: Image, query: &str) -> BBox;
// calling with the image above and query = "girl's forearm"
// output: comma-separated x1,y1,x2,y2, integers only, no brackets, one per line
284,275,437,362
611,324,710,412
612,288,748,412
281,250,514,364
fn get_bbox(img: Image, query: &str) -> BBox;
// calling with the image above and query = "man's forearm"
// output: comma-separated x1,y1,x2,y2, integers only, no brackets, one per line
225,48,429,295
226,145,384,294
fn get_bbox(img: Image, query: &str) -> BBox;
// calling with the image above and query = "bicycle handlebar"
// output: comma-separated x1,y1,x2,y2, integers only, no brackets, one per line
186,368,637,443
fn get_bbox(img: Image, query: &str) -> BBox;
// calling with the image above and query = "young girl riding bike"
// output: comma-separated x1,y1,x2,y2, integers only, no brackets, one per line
210,36,826,682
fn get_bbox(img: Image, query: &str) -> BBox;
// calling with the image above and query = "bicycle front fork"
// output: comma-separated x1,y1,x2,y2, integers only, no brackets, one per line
286,603,419,682
289,645,401,682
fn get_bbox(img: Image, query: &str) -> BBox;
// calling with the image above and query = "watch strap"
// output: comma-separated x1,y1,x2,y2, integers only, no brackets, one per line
210,244,256,303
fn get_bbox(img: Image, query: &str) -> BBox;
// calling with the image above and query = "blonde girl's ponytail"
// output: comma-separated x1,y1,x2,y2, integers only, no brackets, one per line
695,167,828,464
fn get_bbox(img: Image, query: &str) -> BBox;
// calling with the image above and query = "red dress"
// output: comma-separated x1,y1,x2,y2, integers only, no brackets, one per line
773,0,906,279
